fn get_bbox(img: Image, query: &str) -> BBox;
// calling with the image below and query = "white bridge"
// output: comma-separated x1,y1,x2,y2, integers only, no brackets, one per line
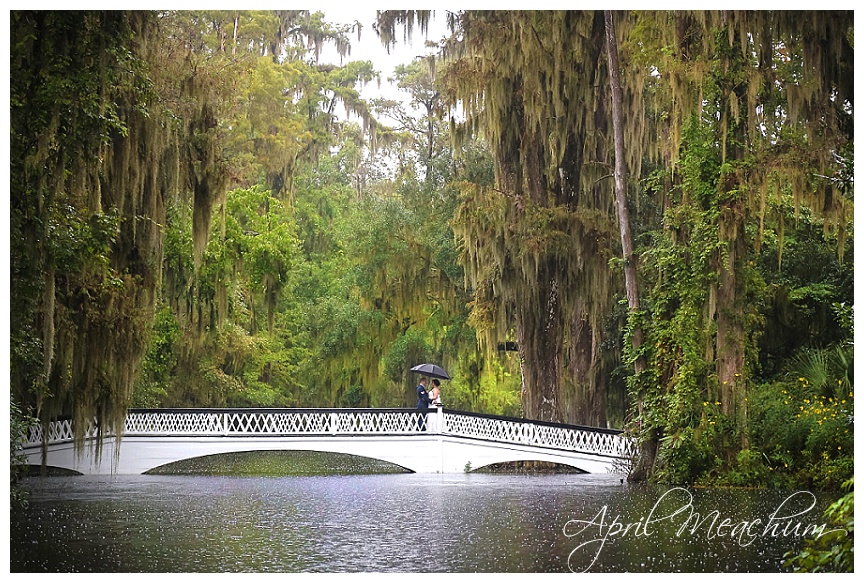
22,408,635,475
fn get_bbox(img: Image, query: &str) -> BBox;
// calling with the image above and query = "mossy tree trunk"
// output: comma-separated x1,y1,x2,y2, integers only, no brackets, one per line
436,11,628,425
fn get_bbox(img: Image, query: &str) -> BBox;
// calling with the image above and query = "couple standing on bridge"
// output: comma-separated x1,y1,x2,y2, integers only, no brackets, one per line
415,377,443,409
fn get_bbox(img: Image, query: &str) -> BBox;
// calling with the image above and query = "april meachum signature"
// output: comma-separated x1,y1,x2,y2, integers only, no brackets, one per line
562,487,846,572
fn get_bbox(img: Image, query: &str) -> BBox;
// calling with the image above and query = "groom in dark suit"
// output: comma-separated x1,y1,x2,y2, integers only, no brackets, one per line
416,377,432,409
415,377,432,430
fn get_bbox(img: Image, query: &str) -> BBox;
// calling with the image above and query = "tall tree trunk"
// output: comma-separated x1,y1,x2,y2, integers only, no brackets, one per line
604,10,650,480
605,10,643,366
714,72,751,452
566,300,607,427
717,185,749,451
425,100,435,184
517,271,564,423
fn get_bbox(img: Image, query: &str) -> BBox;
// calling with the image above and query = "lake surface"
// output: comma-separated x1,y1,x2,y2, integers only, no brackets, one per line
10,468,835,572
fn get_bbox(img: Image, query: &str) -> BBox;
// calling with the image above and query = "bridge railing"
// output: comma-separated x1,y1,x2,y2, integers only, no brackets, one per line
122,408,431,436
441,409,636,459
24,408,635,459
25,417,99,446
23,409,431,447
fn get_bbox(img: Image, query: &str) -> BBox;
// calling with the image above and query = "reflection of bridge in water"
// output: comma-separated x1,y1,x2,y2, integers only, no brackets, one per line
22,408,636,474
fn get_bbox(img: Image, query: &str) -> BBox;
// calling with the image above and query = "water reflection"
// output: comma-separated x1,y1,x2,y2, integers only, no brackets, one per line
11,469,831,572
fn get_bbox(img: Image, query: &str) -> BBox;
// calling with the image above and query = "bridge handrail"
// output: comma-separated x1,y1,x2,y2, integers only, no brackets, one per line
441,408,626,435
441,409,635,458
22,409,425,446
124,408,432,437
24,417,99,446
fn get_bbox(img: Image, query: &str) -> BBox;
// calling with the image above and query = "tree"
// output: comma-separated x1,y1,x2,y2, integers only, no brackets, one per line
626,11,853,481
605,10,651,480
9,9,378,446
9,11,232,450
388,58,444,184
379,11,630,425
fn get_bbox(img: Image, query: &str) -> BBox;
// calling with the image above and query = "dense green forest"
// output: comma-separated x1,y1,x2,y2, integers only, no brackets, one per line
10,10,853,496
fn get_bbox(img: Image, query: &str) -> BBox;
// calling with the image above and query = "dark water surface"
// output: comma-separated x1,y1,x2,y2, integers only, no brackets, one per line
10,471,834,572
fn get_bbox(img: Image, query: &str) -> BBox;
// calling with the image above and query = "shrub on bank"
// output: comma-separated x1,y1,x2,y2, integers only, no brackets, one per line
732,379,853,490
783,478,854,573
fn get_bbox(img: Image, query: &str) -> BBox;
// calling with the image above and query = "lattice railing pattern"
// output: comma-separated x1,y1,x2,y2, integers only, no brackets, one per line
443,412,635,458
24,409,633,458
25,418,98,446
120,409,427,436
126,412,225,434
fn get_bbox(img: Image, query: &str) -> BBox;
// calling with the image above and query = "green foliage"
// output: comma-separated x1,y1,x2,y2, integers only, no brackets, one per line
143,116,519,414
784,478,854,573
629,119,737,483
741,371,853,490
9,11,176,446
621,10,852,488
650,410,732,486
756,207,854,378
10,401,38,508
832,302,854,336
133,304,179,408
722,449,772,488
146,185,307,407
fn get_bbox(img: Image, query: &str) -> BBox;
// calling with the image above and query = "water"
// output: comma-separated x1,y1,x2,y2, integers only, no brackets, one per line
11,470,834,572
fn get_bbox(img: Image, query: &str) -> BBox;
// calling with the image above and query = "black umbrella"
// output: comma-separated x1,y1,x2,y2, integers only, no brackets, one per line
409,363,451,380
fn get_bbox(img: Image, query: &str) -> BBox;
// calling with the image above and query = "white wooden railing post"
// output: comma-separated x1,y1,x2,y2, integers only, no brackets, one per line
436,406,445,473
